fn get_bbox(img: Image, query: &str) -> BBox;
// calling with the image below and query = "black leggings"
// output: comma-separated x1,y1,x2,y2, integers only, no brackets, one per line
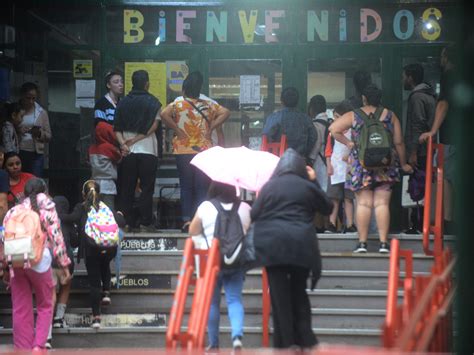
85,249,116,317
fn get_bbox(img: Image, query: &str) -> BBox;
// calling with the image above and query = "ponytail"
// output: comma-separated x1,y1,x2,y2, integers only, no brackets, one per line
23,178,47,215
82,180,100,211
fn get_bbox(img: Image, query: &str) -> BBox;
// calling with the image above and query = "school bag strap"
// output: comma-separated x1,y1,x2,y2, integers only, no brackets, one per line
354,106,384,122
184,98,210,125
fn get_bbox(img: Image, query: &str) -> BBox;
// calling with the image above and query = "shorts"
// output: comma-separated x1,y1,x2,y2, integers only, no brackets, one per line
326,181,355,200
52,262,75,289
358,182,394,192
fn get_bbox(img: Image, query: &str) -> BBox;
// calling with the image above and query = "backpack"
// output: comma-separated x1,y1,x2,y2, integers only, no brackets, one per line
84,201,119,248
408,168,426,202
312,118,333,165
206,199,245,270
354,107,393,169
3,205,46,273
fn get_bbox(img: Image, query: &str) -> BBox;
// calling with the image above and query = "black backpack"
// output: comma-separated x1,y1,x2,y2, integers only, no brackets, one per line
205,199,245,270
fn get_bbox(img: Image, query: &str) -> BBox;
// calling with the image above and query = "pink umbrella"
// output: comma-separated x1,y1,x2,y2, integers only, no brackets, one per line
190,146,280,192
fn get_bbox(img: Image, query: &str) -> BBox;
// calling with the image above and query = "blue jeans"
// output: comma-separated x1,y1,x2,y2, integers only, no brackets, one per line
208,270,245,348
175,154,210,222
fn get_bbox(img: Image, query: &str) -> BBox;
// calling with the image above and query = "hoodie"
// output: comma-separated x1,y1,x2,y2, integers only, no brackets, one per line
405,83,437,157
3,193,71,268
52,196,77,269
89,122,121,191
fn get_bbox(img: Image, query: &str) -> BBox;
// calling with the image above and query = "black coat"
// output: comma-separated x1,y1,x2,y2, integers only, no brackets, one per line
251,149,333,274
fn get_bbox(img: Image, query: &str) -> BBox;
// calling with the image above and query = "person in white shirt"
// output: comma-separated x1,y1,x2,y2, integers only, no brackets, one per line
189,181,251,350
18,82,52,177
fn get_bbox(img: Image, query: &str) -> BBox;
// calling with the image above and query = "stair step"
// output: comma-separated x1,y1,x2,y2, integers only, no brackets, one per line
119,232,455,254
69,251,433,273
0,269,429,293
0,288,402,310
0,307,386,330
0,326,381,348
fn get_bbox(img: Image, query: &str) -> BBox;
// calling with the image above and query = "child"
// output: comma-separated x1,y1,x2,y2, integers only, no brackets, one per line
325,100,356,233
63,180,125,329
4,178,70,350
189,181,251,350
89,122,121,210
1,102,24,153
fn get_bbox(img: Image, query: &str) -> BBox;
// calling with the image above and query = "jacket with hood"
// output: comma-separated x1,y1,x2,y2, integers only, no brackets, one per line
89,122,121,193
3,193,71,268
251,149,333,278
405,83,436,157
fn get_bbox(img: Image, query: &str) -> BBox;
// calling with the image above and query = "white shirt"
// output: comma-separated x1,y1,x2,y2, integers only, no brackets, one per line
32,248,52,273
192,200,252,250
123,128,158,157
19,102,43,152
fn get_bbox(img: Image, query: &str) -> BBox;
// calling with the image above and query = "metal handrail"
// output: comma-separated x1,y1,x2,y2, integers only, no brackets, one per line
383,137,455,351
166,238,221,349
422,136,445,256
396,253,456,351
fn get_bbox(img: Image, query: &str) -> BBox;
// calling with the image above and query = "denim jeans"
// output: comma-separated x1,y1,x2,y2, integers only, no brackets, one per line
208,269,245,348
175,154,210,222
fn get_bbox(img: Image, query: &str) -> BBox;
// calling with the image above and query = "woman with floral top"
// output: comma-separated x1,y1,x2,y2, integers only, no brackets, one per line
3,178,71,350
161,71,230,232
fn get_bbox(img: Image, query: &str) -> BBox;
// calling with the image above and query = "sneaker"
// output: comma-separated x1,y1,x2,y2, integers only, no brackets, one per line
353,242,368,253
402,227,420,235
45,338,52,349
91,317,101,329
345,224,357,233
53,317,65,328
324,223,337,234
101,292,111,306
379,242,390,254
232,336,243,350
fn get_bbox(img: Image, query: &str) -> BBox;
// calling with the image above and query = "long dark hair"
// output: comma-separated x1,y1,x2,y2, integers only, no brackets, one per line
3,151,21,170
207,181,239,204
24,178,48,215
82,180,100,211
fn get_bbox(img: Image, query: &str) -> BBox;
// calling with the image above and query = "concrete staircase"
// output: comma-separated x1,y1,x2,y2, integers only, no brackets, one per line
0,232,454,348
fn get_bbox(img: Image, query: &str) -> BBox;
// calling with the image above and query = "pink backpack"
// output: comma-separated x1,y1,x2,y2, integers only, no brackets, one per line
3,205,45,277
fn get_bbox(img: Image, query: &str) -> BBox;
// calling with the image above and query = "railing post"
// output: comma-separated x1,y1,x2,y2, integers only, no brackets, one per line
383,239,400,348
262,269,271,347
434,143,444,256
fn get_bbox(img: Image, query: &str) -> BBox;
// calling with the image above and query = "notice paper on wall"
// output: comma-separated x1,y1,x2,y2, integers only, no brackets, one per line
239,75,260,105
75,79,96,108
125,62,167,103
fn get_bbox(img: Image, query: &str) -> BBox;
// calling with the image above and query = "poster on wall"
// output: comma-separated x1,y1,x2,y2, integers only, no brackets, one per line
75,79,96,108
125,62,167,103
239,75,260,105
166,61,189,93
73,60,93,78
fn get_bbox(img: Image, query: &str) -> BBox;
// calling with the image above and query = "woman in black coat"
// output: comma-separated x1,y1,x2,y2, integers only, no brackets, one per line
251,148,333,349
